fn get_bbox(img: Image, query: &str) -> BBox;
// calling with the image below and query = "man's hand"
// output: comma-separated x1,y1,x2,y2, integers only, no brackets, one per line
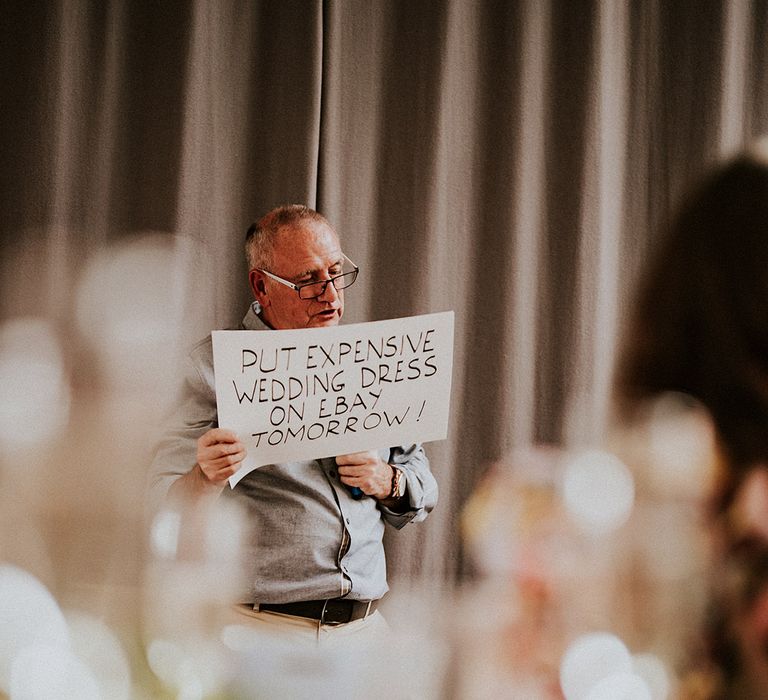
196,428,247,485
335,450,392,500
167,428,247,503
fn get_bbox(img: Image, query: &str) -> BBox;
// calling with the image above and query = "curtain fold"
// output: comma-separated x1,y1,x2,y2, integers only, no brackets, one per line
2,0,768,595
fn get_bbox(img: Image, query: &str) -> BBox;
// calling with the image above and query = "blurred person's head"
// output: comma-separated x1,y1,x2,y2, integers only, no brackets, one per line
615,140,768,698
245,205,356,330
616,141,768,512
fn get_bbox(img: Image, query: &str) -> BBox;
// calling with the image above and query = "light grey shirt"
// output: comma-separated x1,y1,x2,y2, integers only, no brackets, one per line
147,305,438,604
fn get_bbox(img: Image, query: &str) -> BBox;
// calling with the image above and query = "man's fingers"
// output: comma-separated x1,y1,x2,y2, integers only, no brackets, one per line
199,454,243,483
198,447,245,465
337,458,393,500
212,464,238,479
337,464,364,478
199,428,239,447
208,445,247,464
197,462,236,485
197,429,245,464
205,441,244,459
196,427,247,484
335,450,376,466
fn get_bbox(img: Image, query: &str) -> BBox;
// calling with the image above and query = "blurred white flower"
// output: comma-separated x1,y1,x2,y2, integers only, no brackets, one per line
0,318,70,451
560,449,635,534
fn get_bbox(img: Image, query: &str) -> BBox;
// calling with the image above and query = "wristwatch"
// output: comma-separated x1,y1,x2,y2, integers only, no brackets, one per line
389,466,406,499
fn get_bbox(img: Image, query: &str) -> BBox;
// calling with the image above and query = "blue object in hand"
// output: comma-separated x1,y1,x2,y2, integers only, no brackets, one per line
349,486,364,499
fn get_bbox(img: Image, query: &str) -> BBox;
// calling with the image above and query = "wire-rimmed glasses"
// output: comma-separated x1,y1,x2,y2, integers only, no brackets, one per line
257,253,359,300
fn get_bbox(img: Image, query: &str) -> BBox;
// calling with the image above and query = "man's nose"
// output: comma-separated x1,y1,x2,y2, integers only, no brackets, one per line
318,279,341,303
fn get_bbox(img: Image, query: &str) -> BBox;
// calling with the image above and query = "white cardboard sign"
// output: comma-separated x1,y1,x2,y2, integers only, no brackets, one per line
212,311,454,486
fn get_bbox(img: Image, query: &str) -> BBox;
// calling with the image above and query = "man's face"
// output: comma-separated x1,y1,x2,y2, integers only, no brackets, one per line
253,221,346,330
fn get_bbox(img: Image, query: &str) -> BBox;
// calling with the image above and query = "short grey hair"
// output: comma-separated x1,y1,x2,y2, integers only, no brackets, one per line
244,205,332,271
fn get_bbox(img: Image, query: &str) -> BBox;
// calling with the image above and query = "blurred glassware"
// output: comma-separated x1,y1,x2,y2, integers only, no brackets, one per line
0,317,70,454
74,234,194,410
0,564,70,693
0,564,134,699
458,416,716,698
143,497,248,697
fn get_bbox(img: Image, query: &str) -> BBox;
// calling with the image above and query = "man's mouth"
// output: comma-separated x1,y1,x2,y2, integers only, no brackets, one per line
316,309,339,320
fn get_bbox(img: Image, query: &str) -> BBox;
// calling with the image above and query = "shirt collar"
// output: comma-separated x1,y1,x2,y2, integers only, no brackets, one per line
242,301,272,331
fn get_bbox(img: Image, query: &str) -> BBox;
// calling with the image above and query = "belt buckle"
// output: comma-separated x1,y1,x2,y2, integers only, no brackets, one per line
319,599,350,626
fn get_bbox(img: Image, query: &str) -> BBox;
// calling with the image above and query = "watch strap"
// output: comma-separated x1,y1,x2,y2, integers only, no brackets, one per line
389,466,405,499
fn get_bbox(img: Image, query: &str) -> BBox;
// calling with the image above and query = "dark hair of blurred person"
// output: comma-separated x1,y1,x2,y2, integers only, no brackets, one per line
615,141,768,698
616,143,768,515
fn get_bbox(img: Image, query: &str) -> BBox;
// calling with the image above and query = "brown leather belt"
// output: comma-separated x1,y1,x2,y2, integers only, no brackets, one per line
258,598,379,625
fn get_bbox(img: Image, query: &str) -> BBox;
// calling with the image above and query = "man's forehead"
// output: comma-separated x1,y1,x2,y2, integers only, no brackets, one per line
273,223,342,269
274,220,338,243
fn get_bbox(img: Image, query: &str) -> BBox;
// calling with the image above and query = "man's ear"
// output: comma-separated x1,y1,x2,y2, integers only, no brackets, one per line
249,270,270,307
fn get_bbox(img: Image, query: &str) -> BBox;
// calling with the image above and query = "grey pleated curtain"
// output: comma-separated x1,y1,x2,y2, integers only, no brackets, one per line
2,0,768,596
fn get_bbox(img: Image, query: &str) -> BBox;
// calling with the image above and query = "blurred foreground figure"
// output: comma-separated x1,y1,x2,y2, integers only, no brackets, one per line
616,140,768,698
458,143,768,700
146,206,437,678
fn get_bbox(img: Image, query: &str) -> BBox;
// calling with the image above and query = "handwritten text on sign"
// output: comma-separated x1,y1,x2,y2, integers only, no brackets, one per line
212,311,454,486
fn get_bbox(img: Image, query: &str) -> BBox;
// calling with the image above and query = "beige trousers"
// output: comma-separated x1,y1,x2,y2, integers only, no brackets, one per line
220,606,394,698
222,604,389,648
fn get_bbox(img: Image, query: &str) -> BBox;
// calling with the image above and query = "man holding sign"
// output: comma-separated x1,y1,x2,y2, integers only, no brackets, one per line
148,205,439,641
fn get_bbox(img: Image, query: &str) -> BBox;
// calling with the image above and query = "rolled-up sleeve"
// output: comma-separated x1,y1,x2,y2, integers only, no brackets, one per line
378,443,438,529
146,340,217,517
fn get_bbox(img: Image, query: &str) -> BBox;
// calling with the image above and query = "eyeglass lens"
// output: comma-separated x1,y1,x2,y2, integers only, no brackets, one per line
298,270,358,299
